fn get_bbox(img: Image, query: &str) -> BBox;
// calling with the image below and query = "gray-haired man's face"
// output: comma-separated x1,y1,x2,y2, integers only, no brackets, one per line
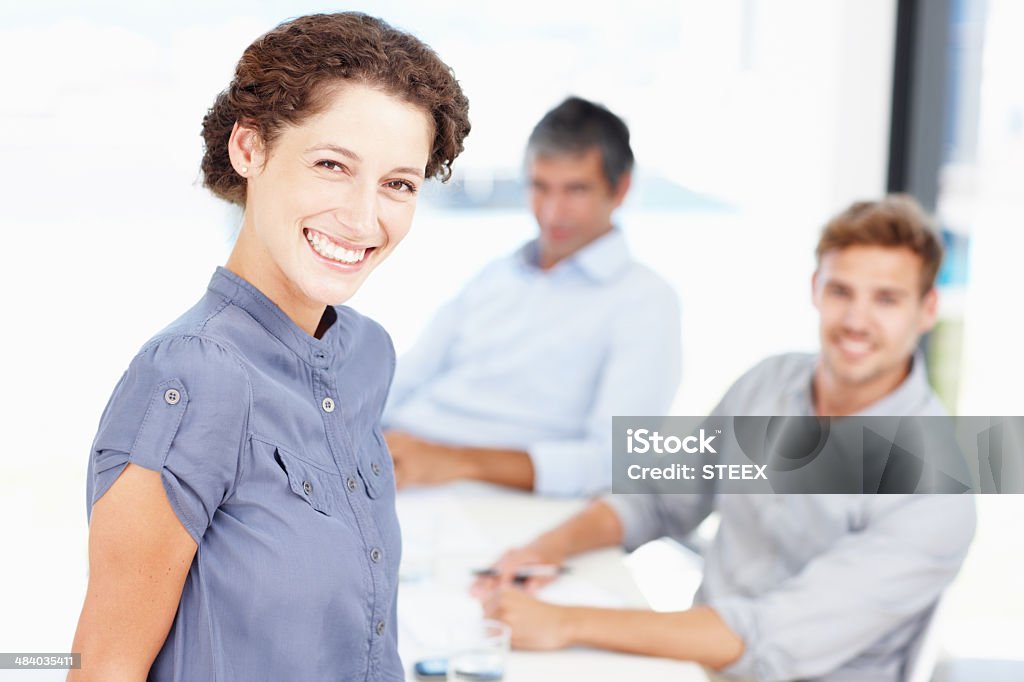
527,147,630,270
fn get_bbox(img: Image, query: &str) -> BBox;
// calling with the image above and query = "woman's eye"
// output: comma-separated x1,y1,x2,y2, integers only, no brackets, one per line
316,160,345,172
385,179,417,194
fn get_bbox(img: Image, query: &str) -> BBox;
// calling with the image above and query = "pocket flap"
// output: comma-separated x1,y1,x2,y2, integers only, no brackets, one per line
360,429,395,499
273,445,338,515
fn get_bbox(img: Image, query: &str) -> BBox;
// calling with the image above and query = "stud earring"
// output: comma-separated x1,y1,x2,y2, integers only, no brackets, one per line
240,166,249,174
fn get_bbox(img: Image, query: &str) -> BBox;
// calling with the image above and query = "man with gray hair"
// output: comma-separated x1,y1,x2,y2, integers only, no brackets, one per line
383,96,682,496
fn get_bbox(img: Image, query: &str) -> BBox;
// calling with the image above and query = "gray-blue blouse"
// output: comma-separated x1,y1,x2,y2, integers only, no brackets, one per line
86,267,403,681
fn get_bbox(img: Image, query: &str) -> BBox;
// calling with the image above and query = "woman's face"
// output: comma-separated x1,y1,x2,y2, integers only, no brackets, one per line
232,83,433,317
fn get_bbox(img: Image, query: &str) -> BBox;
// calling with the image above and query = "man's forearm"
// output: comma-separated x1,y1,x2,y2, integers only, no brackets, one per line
455,447,536,491
530,499,624,561
564,604,744,670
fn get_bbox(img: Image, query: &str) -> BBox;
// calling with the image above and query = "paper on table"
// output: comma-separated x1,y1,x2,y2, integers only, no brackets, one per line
536,575,628,609
400,575,627,653
399,582,483,649
397,488,493,556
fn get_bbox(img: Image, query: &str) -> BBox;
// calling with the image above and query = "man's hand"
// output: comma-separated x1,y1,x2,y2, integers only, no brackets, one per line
482,588,575,651
383,430,472,489
484,588,745,668
471,543,566,599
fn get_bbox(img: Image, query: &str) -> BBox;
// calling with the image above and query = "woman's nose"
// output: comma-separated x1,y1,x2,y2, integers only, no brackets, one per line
334,184,378,238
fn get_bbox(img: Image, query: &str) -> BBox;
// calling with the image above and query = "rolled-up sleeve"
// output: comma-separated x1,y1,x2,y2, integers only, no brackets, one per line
87,335,252,543
603,489,715,552
708,495,977,682
529,284,682,496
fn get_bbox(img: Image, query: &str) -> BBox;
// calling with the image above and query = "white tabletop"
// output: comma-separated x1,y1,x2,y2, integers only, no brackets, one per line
396,482,708,682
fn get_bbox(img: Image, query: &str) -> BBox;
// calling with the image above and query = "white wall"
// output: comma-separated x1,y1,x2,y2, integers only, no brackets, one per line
25,0,1015,661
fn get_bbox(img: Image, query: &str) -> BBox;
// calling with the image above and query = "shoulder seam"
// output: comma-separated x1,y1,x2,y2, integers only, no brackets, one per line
196,293,233,334
133,333,255,450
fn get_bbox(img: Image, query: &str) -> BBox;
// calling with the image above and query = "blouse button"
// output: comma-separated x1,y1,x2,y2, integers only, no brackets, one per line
371,462,381,476
164,389,181,405
376,620,386,636
346,477,358,492
370,547,382,563
321,397,335,413
302,480,313,495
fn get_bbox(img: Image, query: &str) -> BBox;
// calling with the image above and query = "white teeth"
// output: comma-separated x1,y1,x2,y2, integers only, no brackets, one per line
305,230,368,264
838,338,871,354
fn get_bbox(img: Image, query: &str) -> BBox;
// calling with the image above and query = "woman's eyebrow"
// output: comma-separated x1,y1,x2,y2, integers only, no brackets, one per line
305,143,362,161
391,166,425,179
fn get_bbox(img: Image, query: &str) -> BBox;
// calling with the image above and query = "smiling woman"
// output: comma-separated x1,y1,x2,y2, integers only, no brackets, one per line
68,12,469,682
225,84,437,332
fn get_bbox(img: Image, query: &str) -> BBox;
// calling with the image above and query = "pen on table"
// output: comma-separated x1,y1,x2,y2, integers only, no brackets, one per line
472,565,569,584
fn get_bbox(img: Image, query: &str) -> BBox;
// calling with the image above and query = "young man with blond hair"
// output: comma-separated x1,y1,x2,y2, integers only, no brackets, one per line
475,195,976,682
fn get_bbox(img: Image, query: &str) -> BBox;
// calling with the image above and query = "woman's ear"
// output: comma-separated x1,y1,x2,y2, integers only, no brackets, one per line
227,122,265,177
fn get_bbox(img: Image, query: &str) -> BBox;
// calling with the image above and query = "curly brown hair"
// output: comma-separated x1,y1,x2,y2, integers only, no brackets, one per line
201,12,471,205
816,194,944,296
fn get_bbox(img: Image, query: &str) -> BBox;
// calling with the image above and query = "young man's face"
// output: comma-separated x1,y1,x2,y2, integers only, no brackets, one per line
527,147,630,269
813,245,938,388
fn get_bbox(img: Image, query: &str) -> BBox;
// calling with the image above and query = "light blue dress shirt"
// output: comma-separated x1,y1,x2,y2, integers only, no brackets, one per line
86,268,404,681
606,352,976,682
383,229,682,496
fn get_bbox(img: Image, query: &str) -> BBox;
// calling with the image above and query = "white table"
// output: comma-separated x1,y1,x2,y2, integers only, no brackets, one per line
396,482,708,682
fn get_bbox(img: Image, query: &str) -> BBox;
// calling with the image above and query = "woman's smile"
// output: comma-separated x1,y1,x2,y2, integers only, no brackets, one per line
303,227,377,270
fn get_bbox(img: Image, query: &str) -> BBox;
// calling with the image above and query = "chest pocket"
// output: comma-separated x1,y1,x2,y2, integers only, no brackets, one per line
357,428,395,500
273,444,341,515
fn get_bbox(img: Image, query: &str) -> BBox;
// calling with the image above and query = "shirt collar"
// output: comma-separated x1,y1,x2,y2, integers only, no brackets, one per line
854,351,935,416
788,351,935,416
207,266,339,367
517,228,631,283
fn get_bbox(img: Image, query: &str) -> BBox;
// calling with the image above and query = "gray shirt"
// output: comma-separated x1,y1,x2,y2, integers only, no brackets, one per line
605,353,976,682
86,267,404,681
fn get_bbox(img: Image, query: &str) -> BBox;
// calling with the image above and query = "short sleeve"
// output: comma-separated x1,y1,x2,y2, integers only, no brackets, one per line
86,335,252,543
